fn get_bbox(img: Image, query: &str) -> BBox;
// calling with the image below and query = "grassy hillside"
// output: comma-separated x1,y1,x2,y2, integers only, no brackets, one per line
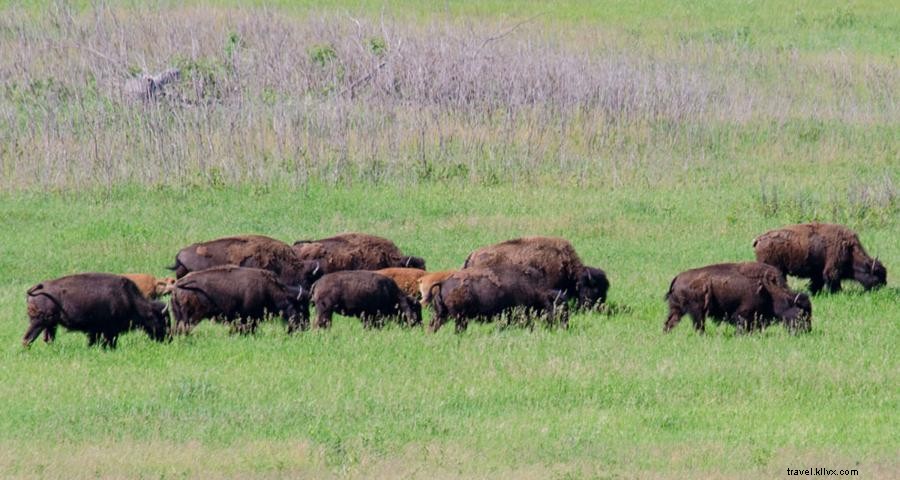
0,1,897,478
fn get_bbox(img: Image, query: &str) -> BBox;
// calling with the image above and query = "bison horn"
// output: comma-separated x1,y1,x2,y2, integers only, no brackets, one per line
587,270,592,282
161,303,169,314
313,262,320,276
793,293,801,306
405,257,411,267
872,258,878,273
296,287,304,300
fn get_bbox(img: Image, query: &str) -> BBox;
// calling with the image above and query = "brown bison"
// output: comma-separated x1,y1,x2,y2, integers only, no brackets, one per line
375,268,428,298
311,270,422,329
418,270,456,305
463,236,608,308
169,235,323,289
170,266,309,335
122,273,175,299
293,233,425,272
664,262,812,334
428,267,569,333
24,273,169,349
753,223,887,294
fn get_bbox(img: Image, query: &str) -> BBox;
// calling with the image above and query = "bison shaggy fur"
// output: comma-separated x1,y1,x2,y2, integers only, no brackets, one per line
293,233,425,272
312,270,422,329
664,262,812,334
463,236,608,309
24,273,169,349
753,222,887,294
170,266,309,334
169,235,323,290
428,267,568,333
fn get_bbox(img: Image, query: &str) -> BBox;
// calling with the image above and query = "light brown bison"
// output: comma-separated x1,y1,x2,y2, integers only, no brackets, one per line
418,270,456,305
170,266,309,335
293,233,425,272
664,262,812,334
753,223,886,294
169,235,323,289
375,268,428,298
121,273,175,299
311,270,422,329
428,267,569,333
24,273,169,349
463,236,608,308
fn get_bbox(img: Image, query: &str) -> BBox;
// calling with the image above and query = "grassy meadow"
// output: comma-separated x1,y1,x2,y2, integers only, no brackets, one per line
0,1,898,478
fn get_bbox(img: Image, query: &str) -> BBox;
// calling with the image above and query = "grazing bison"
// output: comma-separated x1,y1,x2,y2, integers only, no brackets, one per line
418,270,456,305
122,273,175,299
375,268,428,298
753,223,887,294
24,273,169,349
428,267,569,333
293,233,426,272
463,236,608,308
170,266,309,335
169,235,323,289
312,271,422,329
664,262,812,334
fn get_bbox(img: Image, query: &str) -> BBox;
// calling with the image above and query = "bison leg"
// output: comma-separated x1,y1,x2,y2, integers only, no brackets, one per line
454,315,469,333
687,306,706,333
314,309,333,329
43,325,57,343
87,332,100,347
808,274,825,295
663,307,683,333
101,332,119,349
826,278,843,294
22,321,46,347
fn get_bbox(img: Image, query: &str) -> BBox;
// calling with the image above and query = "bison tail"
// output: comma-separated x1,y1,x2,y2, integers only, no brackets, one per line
26,283,44,296
429,282,445,312
663,276,677,301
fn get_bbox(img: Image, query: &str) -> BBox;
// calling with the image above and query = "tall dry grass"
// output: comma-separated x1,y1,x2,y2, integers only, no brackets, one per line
0,4,896,188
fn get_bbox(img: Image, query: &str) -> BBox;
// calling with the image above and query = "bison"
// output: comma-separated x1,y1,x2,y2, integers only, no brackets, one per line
463,236,608,309
753,223,887,294
418,270,457,305
24,273,169,349
122,273,175,299
293,233,425,272
311,270,422,329
664,262,812,334
375,268,428,298
170,266,309,335
428,267,569,333
169,235,323,290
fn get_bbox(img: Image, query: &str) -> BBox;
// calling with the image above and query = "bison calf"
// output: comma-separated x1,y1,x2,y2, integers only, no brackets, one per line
170,266,309,335
428,267,568,333
375,267,428,298
312,271,422,329
754,222,887,294
418,270,456,305
664,262,812,334
24,273,169,349
122,273,175,299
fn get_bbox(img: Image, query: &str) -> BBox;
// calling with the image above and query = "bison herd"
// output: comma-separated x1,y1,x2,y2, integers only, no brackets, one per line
22,223,887,349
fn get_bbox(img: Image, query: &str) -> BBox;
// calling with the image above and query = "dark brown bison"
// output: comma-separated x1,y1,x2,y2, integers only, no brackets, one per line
293,233,425,272
664,262,812,334
169,235,323,289
170,266,309,334
428,267,569,333
463,236,608,308
375,268,428,298
24,273,169,349
753,223,887,294
311,270,422,329
121,273,175,299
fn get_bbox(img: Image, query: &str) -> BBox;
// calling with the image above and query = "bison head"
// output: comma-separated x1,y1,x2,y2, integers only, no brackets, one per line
401,255,427,270
575,266,609,309
282,286,311,333
774,290,812,334
399,295,423,327
853,257,887,291
141,301,170,342
283,259,325,290
155,277,177,297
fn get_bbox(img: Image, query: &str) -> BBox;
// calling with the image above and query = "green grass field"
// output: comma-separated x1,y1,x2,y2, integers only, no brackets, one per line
0,0,898,478
0,184,897,478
